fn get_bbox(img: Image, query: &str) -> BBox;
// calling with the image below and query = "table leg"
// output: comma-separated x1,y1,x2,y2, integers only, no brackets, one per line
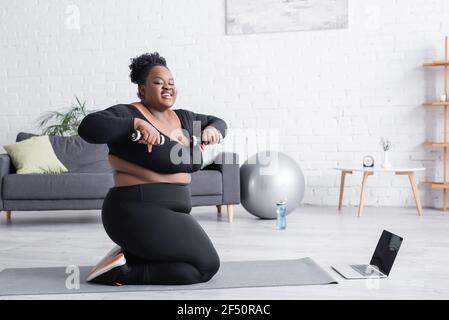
408,172,423,216
358,172,373,217
338,170,352,211
395,171,423,216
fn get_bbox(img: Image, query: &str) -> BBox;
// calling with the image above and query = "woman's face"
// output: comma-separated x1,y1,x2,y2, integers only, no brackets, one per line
139,65,177,110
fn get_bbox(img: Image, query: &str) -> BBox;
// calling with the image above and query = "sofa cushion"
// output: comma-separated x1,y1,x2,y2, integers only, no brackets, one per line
16,132,111,173
3,135,68,174
3,173,114,200
190,169,222,196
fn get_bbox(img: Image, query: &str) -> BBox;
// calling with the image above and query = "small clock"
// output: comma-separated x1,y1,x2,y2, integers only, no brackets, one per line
363,155,374,167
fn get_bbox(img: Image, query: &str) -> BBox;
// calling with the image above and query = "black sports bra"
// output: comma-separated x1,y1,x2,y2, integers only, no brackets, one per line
78,104,227,174
131,104,188,147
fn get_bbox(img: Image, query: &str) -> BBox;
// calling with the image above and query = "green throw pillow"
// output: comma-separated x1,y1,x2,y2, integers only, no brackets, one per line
3,135,68,174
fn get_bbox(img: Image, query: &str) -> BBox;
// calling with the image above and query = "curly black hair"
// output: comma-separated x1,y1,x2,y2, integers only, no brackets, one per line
129,52,168,98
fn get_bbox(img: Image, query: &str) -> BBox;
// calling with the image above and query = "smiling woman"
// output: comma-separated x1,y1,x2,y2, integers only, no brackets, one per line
77,52,227,286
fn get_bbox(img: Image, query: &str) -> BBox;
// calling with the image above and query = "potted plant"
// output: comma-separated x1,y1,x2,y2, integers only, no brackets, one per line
380,137,392,169
36,96,97,136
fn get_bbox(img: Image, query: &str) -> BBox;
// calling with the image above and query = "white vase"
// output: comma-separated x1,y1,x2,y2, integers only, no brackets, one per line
382,150,392,168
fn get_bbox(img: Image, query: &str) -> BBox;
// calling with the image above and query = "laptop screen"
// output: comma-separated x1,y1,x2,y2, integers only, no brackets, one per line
369,230,403,276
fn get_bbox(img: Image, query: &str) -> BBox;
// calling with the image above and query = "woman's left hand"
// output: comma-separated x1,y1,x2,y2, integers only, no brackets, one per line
201,126,222,146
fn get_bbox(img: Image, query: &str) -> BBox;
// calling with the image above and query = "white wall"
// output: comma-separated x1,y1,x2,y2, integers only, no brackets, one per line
1,0,449,208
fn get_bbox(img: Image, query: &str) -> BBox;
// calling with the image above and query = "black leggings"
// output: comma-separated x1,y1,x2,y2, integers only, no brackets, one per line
101,182,220,285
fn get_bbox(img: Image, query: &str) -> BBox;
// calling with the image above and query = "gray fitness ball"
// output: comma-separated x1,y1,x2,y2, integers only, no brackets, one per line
240,151,305,219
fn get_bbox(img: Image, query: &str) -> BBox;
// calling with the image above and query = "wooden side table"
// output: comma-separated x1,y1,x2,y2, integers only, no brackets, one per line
334,167,426,217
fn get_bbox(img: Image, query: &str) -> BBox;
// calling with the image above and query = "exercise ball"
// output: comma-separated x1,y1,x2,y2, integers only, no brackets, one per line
240,151,305,219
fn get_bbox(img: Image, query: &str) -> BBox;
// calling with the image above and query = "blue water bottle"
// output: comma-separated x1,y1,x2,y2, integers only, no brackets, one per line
276,200,287,230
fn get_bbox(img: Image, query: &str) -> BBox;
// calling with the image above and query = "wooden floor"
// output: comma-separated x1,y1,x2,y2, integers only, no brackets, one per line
1,204,449,300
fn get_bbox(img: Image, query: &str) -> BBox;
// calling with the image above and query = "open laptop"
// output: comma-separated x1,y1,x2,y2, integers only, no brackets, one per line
331,230,403,279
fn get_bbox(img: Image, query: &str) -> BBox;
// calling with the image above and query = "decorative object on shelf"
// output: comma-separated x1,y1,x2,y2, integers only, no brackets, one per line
422,35,449,211
362,155,374,168
380,137,392,169
240,151,305,219
36,96,97,136
440,93,447,102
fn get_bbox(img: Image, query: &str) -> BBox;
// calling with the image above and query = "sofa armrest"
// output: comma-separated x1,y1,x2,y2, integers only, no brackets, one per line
0,154,12,211
203,152,240,205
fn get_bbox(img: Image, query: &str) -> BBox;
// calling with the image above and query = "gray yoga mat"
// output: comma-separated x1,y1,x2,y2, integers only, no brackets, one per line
0,257,337,296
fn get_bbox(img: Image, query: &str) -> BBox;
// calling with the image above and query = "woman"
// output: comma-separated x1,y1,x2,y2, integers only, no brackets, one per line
77,52,226,286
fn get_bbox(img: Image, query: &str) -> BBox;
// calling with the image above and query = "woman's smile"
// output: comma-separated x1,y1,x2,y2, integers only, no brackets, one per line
161,90,173,99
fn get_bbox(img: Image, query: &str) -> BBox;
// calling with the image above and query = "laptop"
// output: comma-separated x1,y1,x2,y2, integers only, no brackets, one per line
331,230,403,279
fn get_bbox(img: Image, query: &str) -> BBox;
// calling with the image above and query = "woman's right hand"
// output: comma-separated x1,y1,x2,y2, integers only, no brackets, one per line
133,118,163,153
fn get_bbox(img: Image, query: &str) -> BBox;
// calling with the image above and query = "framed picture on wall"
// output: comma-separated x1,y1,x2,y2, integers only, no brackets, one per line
225,0,349,35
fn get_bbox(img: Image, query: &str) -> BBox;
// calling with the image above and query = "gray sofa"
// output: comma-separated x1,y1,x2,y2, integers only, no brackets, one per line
0,132,240,223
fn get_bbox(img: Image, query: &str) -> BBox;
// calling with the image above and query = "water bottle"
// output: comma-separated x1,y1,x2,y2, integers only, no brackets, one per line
276,200,287,230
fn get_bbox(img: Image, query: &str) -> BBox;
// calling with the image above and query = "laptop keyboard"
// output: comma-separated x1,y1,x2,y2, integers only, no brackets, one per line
351,264,383,277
